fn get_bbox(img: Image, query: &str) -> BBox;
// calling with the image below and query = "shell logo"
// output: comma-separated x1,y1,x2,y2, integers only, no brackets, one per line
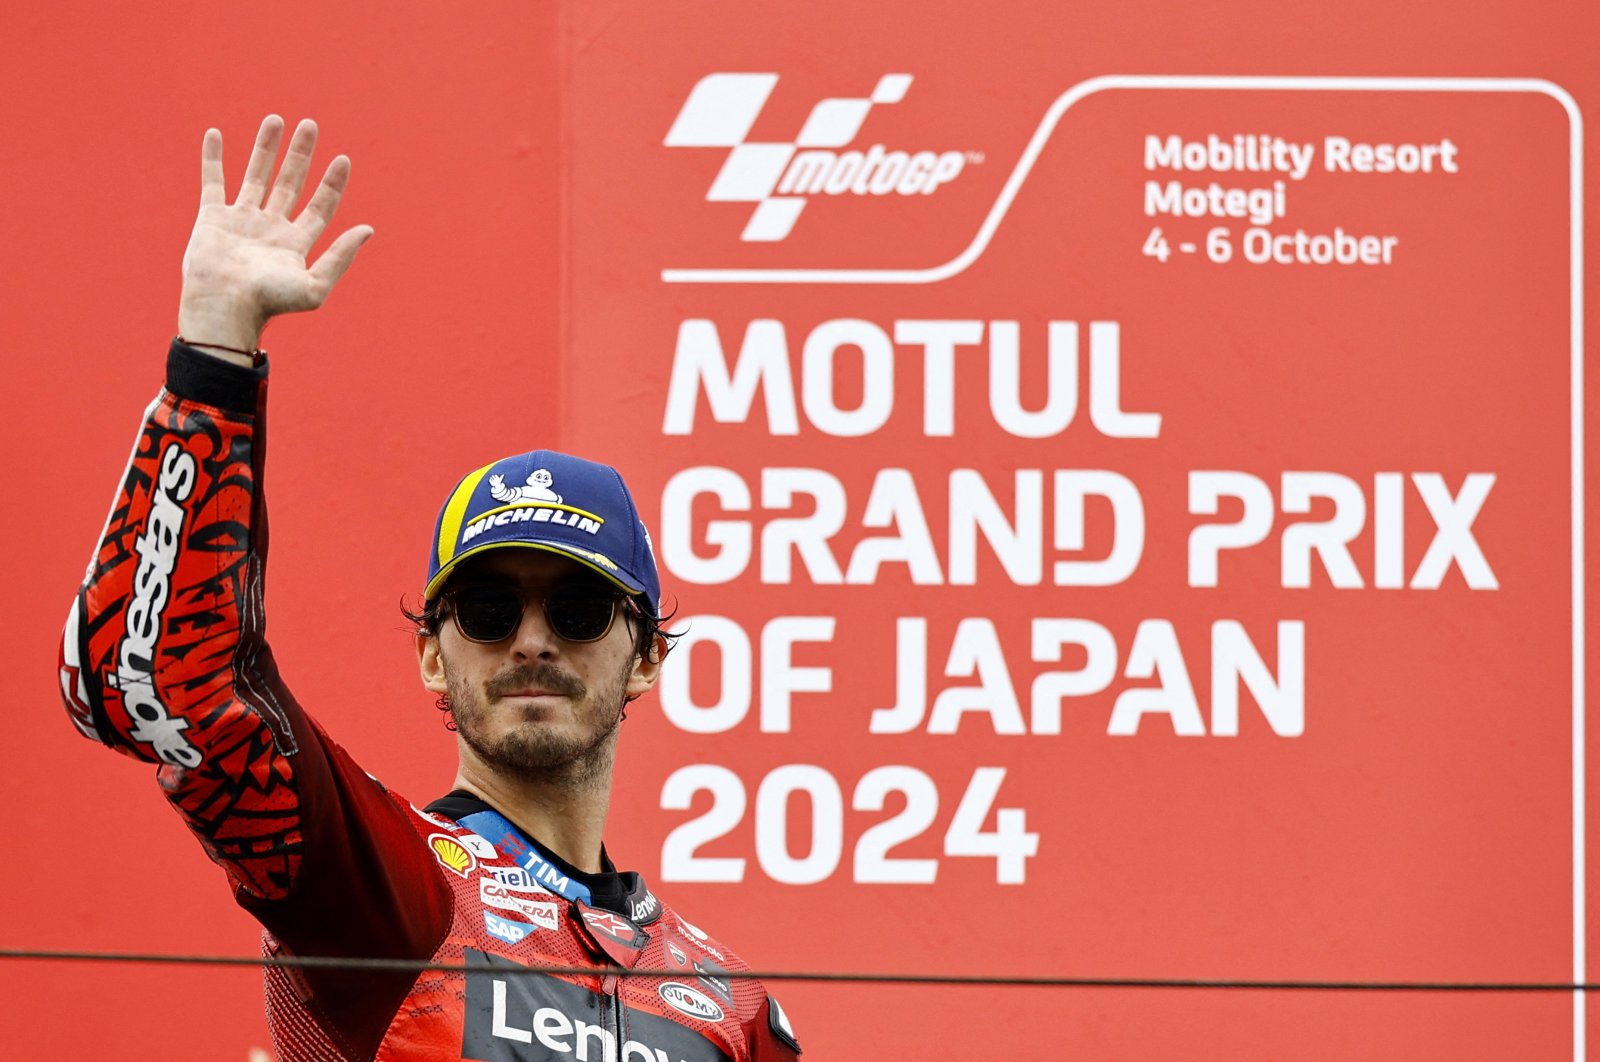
428,833,478,878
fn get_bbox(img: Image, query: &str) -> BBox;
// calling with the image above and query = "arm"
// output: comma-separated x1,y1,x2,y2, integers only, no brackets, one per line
59,119,447,966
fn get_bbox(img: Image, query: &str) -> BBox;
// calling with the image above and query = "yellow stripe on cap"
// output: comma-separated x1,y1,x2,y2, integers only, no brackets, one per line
435,463,495,572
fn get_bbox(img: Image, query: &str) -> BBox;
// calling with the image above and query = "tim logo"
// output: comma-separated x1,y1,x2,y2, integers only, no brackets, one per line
665,73,968,242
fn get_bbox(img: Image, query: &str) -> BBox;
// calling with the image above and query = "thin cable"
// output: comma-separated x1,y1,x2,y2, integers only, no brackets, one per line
0,948,1589,992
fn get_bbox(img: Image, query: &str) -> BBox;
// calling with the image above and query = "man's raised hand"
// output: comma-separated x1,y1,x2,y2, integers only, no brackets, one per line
178,116,374,364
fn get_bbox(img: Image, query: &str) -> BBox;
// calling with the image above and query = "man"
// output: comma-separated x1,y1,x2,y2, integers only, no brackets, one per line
58,115,802,1062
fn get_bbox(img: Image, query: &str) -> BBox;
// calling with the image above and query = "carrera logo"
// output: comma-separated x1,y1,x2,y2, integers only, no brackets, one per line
658,982,725,1024
665,73,969,242
480,879,560,930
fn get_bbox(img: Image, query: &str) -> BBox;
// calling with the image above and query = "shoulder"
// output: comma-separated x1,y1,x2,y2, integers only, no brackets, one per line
650,904,804,1058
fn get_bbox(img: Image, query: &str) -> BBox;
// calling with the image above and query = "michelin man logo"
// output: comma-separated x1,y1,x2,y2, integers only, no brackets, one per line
490,469,562,505
461,467,605,546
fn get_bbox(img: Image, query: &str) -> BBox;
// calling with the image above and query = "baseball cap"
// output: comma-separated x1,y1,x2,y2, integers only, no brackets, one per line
425,449,660,612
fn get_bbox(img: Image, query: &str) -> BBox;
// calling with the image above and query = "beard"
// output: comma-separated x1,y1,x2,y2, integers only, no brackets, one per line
445,656,633,786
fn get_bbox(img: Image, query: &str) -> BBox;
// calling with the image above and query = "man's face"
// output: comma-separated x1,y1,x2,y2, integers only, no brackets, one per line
416,549,662,785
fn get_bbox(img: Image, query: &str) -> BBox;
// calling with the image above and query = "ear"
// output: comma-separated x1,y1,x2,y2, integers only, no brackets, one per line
625,633,667,700
417,631,449,695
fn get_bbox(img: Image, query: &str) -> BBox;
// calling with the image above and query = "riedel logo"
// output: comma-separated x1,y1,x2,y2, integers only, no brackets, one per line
665,73,970,242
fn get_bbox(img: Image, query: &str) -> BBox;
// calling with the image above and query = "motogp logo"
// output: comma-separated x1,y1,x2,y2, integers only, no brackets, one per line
665,73,968,242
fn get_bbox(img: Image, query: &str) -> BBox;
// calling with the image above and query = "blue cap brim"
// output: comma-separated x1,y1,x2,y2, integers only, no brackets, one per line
424,539,649,602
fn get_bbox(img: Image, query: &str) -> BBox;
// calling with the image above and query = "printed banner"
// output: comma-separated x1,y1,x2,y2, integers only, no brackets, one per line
1,3,1592,1059
567,32,1582,1060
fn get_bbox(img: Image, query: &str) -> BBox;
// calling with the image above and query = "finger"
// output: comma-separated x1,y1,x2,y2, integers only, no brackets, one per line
293,154,352,244
199,128,225,207
235,115,285,207
265,118,318,215
307,224,375,297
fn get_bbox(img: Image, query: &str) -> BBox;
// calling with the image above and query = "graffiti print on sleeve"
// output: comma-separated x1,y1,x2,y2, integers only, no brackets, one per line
62,389,305,898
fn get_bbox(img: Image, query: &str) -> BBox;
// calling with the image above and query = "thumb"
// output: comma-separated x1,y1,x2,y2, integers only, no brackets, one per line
307,224,375,299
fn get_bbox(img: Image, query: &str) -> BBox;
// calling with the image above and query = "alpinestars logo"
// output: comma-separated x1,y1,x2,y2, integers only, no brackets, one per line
113,443,202,769
665,73,969,242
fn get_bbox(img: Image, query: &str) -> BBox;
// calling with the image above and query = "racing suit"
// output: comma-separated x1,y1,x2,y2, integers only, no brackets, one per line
58,340,803,1062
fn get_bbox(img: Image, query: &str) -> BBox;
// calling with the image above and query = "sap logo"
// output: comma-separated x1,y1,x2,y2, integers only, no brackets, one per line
483,913,533,945
659,982,725,1024
114,442,202,768
665,73,969,242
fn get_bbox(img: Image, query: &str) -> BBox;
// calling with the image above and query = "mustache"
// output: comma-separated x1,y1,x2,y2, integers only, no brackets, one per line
485,663,586,701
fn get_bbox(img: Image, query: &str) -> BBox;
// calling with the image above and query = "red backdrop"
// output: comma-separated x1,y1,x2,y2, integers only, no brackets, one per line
1,2,1595,1059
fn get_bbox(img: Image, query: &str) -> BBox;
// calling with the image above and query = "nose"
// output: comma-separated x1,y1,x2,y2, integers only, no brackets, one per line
506,597,561,659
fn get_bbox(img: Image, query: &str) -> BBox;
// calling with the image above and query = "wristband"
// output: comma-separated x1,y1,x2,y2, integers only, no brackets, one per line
177,335,266,365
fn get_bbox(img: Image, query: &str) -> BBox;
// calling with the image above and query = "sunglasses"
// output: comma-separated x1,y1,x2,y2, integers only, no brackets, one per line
443,582,637,644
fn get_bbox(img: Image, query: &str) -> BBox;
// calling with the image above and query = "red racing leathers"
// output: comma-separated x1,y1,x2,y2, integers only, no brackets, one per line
58,341,803,1062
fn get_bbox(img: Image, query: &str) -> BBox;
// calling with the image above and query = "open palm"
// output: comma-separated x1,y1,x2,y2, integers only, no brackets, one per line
178,115,372,358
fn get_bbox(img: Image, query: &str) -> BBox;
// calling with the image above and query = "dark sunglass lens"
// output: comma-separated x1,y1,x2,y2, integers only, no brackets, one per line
545,587,616,641
454,587,524,641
